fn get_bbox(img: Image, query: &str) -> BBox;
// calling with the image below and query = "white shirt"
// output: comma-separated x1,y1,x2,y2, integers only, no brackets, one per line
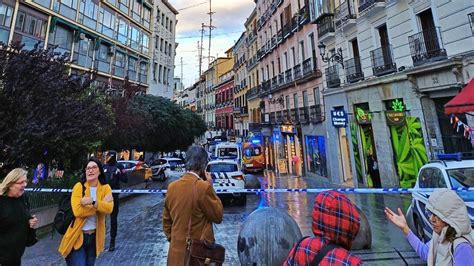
82,186,97,231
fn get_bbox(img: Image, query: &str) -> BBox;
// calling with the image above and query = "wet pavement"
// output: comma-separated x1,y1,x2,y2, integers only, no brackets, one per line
22,171,425,265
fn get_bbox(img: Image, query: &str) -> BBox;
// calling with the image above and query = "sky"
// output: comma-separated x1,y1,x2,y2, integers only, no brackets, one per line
168,0,256,88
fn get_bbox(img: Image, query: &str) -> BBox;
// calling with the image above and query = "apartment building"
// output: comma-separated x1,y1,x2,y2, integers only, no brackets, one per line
310,0,473,188
0,0,160,90
233,32,250,141
148,0,178,98
215,66,234,134
254,0,325,176
246,9,262,137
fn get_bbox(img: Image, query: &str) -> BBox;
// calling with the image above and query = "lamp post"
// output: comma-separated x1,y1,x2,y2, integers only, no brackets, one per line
318,41,344,68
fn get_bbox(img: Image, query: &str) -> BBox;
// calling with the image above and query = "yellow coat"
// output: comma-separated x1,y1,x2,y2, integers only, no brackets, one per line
58,181,113,258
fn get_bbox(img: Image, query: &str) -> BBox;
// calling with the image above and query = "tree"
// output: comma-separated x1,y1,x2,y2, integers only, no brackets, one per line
0,42,114,172
103,80,206,152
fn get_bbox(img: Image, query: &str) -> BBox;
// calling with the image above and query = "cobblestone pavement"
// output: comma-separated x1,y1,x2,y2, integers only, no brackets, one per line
23,171,425,265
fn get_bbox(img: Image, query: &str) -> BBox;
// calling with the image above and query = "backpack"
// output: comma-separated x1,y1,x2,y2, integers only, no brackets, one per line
53,182,85,235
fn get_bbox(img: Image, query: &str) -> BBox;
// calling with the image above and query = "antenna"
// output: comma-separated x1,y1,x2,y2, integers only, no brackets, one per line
180,57,183,90
199,23,206,76
207,0,215,66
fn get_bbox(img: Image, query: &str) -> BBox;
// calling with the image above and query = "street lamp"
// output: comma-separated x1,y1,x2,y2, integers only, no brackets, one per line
318,41,344,68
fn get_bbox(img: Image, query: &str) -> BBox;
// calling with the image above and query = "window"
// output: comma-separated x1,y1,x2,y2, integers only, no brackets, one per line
48,24,73,56
98,7,114,38
431,168,447,188
293,93,299,109
127,56,137,81
13,12,47,50
169,20,173,33
313,87,320,105
139,61,147,82
53,0,78,20
79,0,98,29
286,95,290,110
160,38,163,52
33,0,51,9
95,43,111,73
130,25,140,50
291,47,296,66
305,135,327,176
418,168,433,188
142,7,151,29
73,37,94,68
299,41,305,61
141,33,149,54
158,64,162,83
114,51,125,77
117,18,128,45
156,8,160,22
153,62,157,81
131,0,141,23
303,90,308,107
119,0,129,14
165,17,168,30
161,14,165,26
154,36,158,49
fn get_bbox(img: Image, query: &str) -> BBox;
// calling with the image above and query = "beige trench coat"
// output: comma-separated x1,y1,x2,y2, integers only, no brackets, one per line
162,173,224,266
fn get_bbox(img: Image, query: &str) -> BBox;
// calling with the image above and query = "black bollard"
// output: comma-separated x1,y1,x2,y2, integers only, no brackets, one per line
237,207,302,265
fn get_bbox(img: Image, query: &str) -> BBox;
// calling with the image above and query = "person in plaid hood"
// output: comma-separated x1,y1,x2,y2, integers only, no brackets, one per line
284,191,363,265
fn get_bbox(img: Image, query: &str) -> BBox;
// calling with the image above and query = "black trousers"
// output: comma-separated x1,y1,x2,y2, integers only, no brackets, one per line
110,193,120,239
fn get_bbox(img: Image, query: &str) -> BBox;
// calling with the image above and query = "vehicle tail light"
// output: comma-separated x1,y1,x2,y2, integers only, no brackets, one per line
233,175,244,180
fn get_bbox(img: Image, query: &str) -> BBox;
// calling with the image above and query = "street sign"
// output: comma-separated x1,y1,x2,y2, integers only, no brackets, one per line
331,109,347,127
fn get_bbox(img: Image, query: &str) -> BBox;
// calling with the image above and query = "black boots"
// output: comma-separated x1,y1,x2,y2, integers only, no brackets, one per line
109,238,115,252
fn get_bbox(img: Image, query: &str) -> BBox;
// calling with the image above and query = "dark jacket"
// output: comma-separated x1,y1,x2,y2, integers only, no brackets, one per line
0,195,30,266
104,162,126,189
284,191,363,265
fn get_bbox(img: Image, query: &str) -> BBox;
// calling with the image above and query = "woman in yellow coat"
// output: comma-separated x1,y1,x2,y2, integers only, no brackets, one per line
58,158,114,265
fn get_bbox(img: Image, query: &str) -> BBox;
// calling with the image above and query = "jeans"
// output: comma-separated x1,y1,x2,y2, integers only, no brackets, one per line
66,233,96,266
110,193,120,239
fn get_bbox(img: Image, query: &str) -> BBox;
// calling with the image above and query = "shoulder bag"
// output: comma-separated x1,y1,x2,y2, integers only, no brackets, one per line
184,180,225,266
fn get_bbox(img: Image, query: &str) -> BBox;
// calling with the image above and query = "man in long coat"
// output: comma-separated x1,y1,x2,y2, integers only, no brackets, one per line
163,146,223,265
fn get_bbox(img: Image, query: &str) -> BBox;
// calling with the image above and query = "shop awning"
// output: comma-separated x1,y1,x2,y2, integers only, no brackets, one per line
444,79,474,114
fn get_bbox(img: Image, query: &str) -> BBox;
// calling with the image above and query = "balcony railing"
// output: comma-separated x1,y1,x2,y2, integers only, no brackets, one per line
298,5,310,25
285,69,293,83
345,57,364,83
325,65,341,88
317,14,335,39
278,73,285,85
283,22,292,38
370,45,397,76
293,64,302,80
246,86,260,99
291,15,299,32
310,104,324,123
299,107,310,123
271,76,278,89
408,27,447,66
335,1,356,28
277,29,283,43
358,0,385,13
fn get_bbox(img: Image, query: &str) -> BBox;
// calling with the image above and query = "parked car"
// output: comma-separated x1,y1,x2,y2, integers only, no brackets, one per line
117,160,152,183
150,157,184,181
406,153,474,242
205,159,246,205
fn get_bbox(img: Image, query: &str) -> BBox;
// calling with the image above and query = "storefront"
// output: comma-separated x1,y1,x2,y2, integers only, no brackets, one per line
273,124,303,176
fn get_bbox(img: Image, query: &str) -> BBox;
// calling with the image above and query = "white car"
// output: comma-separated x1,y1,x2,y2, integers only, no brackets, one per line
406,153,474,242
206,159,246,205
150,157,184,181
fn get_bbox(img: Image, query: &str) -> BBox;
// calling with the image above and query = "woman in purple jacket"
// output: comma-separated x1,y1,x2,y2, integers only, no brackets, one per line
385,189,474,266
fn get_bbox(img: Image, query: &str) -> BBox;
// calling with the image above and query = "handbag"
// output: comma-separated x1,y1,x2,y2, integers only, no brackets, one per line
26,227,38,247
184,180,225,266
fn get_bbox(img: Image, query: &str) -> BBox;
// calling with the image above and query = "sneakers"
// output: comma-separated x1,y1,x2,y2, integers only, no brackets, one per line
108,238,115,252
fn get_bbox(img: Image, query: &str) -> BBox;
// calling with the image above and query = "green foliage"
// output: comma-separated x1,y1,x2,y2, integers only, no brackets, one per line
350,122,364,185
390,117,428,188
359,125,374,187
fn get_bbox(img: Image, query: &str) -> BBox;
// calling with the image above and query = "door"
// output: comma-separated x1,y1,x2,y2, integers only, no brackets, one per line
418,9,439,53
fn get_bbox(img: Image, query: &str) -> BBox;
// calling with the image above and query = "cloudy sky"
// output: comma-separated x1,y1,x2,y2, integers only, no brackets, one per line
168,0,255,88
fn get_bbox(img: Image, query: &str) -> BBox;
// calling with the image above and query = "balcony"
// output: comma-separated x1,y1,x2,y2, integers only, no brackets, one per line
335,1,357,29
271,35,277,48
277,29,283,44
345,57,364,83
246,86,260,100
358,0,385,14
293,64,302,80
370,45,397,76
261,80,271,94
316,15,335,41
278,73,285,85
291,15,299,32
299,107,310,124
271,76,278,89
310,104,324,124
283,22,292,39
408,27,447,66
298,6,310,25
290,108,298,122
285,69,293,83
301,57,323,80
325,65,341,88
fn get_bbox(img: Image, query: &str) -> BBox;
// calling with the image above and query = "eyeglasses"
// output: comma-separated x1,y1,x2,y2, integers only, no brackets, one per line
86,165,99,171
15,180,28,185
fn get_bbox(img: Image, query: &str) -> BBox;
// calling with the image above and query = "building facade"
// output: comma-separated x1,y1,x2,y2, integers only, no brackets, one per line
148,0,178,98
233,32,250,142
310,0,474,188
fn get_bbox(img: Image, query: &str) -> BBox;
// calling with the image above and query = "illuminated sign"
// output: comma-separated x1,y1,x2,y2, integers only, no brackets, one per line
280,125,295,133
385,111,406,126
355,107,372,125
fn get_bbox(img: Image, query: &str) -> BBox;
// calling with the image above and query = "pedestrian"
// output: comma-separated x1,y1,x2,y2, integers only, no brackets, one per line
385,189,474,266
284,190,363,265
103,151,127,251
367,152,381,188
0,168,39,266
162,146,224,265
58,158,114,265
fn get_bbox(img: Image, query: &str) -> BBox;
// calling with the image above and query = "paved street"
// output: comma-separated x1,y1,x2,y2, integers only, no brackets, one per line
23,171,424,265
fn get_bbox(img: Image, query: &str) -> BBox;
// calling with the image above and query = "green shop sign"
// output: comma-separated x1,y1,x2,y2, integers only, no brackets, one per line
355,107,372,124
386,111,406,126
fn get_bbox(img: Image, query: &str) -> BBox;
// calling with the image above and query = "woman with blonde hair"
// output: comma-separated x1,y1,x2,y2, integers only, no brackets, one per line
0,168,39,266
58,158,114,265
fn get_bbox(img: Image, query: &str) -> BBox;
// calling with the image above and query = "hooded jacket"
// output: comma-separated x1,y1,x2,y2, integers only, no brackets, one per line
426,189,474,266
284,191,363,265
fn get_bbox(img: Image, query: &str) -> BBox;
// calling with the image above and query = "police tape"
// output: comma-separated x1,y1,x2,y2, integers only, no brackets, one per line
24,187,474,194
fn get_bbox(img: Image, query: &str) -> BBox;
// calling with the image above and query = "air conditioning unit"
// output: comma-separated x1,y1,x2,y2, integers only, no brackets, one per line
108,46,115,55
